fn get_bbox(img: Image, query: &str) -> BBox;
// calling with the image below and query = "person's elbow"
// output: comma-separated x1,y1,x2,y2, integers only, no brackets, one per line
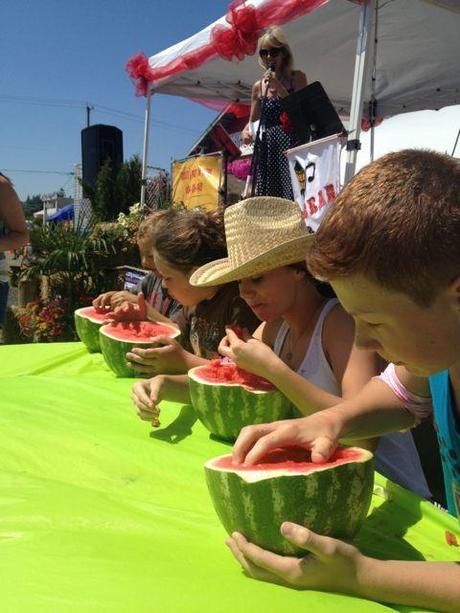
10,229,29,249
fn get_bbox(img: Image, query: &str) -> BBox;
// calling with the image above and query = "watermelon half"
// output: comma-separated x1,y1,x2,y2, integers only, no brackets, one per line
188,359,293,442
74,306,111,353
205,446,374,556
99,320,181,377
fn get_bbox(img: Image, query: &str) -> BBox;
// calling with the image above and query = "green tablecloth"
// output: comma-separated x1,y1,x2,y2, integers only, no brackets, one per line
1,342,458,613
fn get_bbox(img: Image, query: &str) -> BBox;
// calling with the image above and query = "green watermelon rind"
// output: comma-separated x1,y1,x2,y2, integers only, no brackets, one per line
188,366,294,442
99,322,181,378
205,448,374,556
74,307,105,353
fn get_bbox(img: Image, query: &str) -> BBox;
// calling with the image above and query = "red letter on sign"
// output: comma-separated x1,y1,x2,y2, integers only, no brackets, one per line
324,183,336,203
307,197,317,215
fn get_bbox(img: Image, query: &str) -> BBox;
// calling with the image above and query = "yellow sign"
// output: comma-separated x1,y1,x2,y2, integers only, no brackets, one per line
172,154,221,210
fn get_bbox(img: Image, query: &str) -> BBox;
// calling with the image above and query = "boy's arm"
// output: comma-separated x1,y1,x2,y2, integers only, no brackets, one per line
228,524,460,613
233,376,418,465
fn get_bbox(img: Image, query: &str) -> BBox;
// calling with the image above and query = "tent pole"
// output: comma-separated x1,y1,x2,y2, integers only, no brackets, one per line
140,89,152,207
344,0,376,185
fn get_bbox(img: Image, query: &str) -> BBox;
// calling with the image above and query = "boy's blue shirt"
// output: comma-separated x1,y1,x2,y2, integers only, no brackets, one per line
429,370,460,519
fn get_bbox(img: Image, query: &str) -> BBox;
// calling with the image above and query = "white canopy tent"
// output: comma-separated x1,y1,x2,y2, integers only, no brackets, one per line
128,0,460,203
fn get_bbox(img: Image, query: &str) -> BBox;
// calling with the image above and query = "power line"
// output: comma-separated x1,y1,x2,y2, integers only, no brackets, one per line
0,94,201,134
2,168,74,176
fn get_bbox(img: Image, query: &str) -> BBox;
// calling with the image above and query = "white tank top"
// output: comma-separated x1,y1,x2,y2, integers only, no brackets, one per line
273,298,431,499
273,299,341,396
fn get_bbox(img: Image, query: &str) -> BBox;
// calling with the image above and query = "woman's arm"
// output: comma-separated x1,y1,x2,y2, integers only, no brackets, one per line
0,176,29,251
249,81,262,122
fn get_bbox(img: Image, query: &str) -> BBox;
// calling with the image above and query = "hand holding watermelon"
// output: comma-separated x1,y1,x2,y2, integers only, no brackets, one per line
127,335,187,375
226,523,367,594
219,326,284,381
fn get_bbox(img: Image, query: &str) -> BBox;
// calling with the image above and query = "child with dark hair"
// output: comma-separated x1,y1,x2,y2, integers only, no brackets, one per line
227,150,460,612
111,207,259,377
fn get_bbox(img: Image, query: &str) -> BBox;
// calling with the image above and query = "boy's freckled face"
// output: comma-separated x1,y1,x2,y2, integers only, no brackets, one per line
331,274,460,377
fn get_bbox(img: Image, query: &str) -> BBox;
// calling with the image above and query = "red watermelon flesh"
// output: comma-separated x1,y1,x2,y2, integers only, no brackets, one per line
213,446,364,476
101,320,177,341
78,306,111,322
195,359,275,392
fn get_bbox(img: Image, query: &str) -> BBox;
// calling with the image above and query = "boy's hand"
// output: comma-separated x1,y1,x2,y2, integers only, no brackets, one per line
126,335,187,375
131,375,165,427
232,411,341,465
104,293,147,323
226,523,367,595
218,327,281,379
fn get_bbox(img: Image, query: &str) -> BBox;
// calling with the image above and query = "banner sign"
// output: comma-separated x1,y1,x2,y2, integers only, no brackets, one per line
286,134,343,231
172,154,221,210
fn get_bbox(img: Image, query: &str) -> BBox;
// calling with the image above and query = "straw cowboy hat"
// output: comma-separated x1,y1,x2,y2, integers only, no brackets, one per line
190,196,314,287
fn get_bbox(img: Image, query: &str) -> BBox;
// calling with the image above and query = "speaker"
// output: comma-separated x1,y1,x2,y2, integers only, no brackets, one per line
81,124,123,192
280,81,345,144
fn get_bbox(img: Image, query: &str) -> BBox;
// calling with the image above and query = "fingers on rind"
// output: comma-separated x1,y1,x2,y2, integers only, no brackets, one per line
231,533,294,583
281,523,337,559
226,537,281,584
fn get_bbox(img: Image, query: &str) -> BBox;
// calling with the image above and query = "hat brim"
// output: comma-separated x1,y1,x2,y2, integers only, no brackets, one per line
190,234,315,287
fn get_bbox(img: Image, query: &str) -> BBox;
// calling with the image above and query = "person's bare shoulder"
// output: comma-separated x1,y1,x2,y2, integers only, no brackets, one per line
260,318,284,349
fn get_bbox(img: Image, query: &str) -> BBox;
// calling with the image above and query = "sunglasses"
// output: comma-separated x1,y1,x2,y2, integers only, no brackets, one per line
259,47,285,59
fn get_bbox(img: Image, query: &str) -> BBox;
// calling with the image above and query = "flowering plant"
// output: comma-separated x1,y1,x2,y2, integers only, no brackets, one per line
17,294,94,343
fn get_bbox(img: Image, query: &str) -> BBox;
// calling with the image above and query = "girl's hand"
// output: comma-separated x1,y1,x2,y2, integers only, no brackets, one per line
218,327,282,379
127,335,187,375
109,290,138,308
93,291,116,309
104,293,147,323
131,375,165,427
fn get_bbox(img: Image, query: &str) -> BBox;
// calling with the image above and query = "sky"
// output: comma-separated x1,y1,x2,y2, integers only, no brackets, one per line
2,0,460,201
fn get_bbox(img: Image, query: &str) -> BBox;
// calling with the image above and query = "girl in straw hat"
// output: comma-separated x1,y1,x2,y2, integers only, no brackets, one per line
132,197,429,498
110,207,259,377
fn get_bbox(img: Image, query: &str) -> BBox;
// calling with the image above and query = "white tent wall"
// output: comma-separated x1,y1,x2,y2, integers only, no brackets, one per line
134,0,460,201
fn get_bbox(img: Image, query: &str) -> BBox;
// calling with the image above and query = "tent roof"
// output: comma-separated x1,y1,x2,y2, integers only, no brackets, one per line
48,204,74,222
131,0,460,119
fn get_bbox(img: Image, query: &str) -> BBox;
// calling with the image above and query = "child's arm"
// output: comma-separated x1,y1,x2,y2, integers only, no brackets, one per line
232,374,422,466
132,374,190,426
218,323,378,418
227,525,460,612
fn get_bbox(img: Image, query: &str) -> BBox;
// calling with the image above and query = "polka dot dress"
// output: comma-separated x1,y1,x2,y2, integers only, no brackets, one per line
254,95,298,199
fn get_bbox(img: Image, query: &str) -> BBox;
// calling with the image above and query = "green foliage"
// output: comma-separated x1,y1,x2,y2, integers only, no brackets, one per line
79,154,144,222
23,193,43,218
20,223,115,305
93,157,114,221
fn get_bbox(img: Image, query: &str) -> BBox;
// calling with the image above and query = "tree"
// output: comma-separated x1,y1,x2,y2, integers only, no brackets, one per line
114,154,142,215
92,157,113,221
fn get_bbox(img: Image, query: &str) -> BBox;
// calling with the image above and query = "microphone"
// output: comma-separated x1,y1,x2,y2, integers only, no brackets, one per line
265,63,274,86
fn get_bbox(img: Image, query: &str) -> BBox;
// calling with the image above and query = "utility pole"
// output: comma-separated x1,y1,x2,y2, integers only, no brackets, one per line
86,104,94,127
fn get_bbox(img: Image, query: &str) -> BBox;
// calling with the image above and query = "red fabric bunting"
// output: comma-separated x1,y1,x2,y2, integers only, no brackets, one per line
125,52,153,97
126,0,329,95
211,3,261,61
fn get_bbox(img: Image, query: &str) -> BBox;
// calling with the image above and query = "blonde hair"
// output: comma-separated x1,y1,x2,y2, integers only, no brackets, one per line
257,26,294,75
